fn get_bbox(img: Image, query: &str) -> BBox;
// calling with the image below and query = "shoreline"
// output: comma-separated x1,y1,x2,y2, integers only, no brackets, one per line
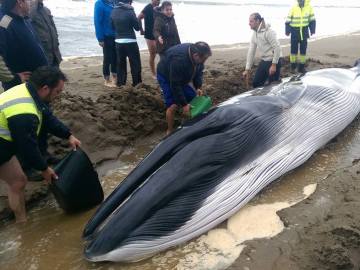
1,31,360,269
60,30,360,63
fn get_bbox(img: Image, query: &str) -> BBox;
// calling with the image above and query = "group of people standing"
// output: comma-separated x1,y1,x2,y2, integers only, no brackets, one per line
95,0,205,135
95,0,317,133
94,0,181,88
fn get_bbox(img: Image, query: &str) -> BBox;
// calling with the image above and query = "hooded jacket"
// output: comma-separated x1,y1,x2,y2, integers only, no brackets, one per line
30,2,62,65
94,0,115,41
245,23,282,70
153,8,181,54
111,2,139,40
285,0,316,40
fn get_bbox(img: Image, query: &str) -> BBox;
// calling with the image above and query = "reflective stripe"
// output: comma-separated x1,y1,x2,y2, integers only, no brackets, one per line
0,97,34,110
0,84,42,142
298,54,306,64
290,54,297,63
0,127,10,137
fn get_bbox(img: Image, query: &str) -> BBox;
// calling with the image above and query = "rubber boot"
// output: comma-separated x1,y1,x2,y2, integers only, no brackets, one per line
291,63,297,73
298,64,306,74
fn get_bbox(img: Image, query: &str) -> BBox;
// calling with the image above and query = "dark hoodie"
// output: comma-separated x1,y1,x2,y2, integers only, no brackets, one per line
153,7,180,54
111,2,139,40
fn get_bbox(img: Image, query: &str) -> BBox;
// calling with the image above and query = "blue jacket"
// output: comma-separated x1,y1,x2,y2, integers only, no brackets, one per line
157,43,204,106
0,12,48,90
94,0,115,41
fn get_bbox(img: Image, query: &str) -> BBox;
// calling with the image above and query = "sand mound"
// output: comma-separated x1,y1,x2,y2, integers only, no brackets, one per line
50,83,165,163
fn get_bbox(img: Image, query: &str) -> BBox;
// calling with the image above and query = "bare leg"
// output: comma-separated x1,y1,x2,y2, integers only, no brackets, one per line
146,39,157,78
0,156,28,223
166,104,177,135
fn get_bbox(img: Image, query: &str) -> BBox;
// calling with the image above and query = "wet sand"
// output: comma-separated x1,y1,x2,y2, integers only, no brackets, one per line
1,32,360,269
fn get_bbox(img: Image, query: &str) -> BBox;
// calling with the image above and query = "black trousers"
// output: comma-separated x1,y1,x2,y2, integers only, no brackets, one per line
253,59,282,88
116,42,142,86
103,36,117,78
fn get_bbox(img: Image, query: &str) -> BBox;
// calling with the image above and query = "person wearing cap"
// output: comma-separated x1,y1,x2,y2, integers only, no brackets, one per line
0,0,48,90
0,66,81,223
156,42,211,135
243,13,282,88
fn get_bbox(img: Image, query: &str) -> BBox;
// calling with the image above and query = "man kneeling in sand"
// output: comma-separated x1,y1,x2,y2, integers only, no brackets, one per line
156,42,212,134
0,66,81,223
243,13,282,88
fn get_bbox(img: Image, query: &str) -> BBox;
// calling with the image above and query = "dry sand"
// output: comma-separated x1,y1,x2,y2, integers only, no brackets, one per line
1,32,360,269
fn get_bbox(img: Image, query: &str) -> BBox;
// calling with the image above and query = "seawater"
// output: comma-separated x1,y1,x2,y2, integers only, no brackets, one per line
45,0,360,57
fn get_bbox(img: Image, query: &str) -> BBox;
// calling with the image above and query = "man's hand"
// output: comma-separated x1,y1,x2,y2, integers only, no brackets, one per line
68,135,81,150
98,41,104,47
17,71,31,82
242,70,250,79
197,89,204,96
242,69,250,88
158,36,164,45
182,104,191,117
42,167,58,185
269,64,277,76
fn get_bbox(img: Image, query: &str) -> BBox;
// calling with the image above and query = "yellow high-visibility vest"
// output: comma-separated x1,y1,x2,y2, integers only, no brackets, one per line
0,83,42,141
286,0,315,39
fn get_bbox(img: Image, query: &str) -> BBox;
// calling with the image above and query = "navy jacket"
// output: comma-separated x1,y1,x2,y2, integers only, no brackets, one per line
0,12,48,90
111,3,139,40
157,43,204,106
0,83,71,170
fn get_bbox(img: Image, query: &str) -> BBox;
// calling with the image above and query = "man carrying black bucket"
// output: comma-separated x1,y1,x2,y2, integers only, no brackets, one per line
0,66,81,223
156,42,212,135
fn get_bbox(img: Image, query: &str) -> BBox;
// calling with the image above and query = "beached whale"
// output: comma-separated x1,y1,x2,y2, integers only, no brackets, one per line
83,66,360,262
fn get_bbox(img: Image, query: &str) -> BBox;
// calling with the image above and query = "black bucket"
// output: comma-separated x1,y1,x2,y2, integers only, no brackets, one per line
50,148,104,213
